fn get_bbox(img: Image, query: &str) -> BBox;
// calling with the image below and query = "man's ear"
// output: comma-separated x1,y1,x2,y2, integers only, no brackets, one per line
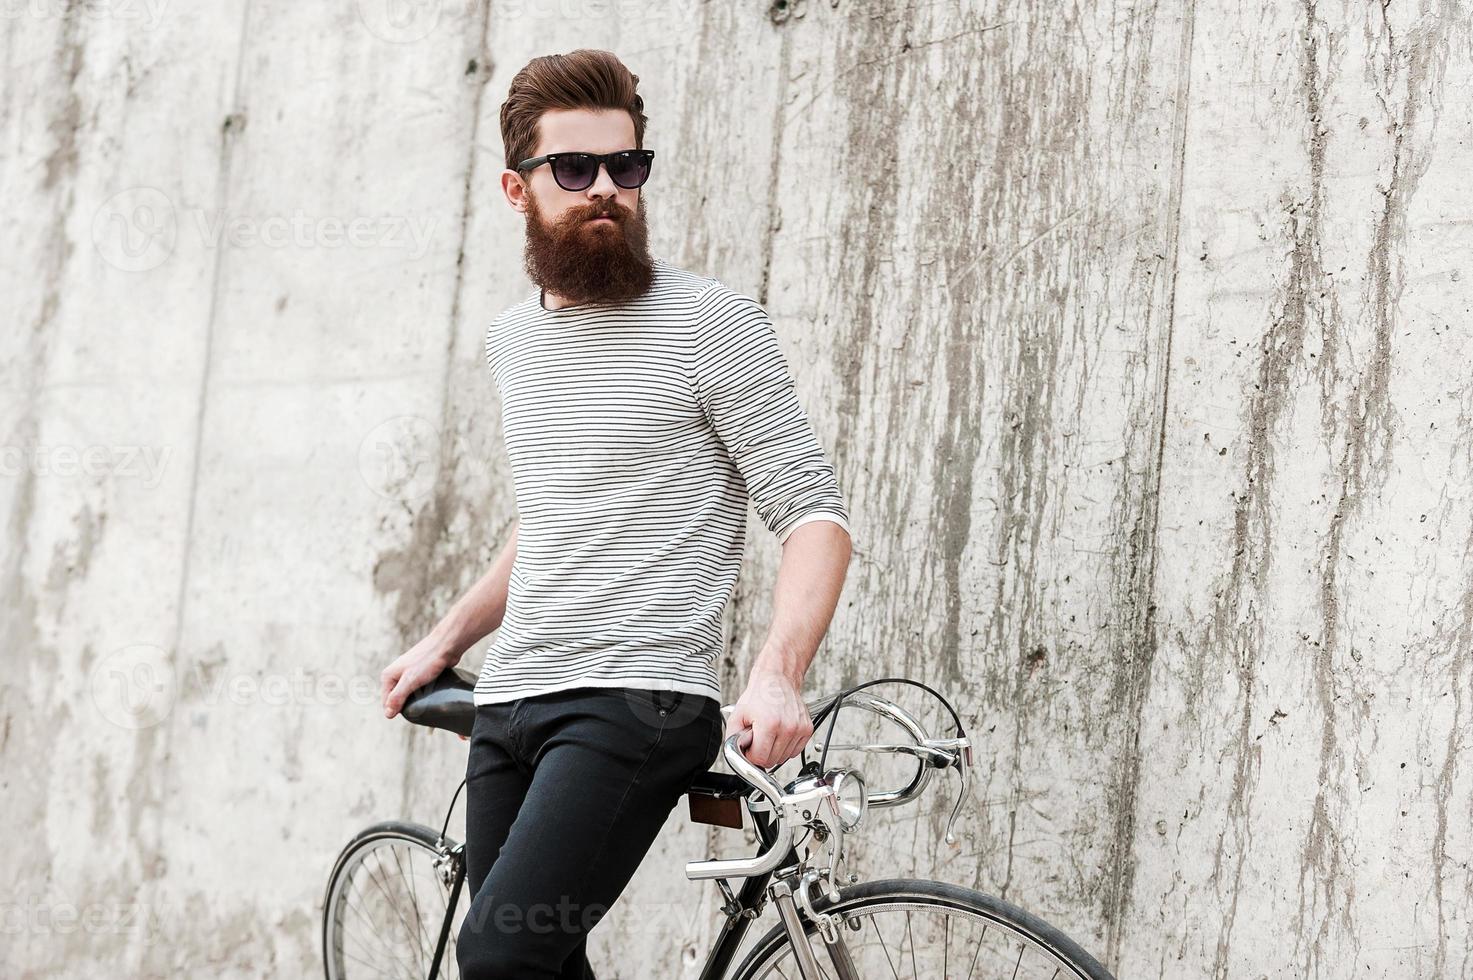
501,169,530,211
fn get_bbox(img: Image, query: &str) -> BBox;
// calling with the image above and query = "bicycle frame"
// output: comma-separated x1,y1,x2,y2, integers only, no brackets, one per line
417,809,791,980
415,685,969,980
424,838,466,980
689,805,794,980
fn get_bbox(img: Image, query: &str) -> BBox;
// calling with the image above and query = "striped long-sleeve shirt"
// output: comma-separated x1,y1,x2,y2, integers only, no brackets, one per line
472,257,851,706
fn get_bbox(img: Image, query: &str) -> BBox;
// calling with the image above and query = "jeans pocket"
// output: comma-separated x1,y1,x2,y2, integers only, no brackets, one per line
703,711,723,770
617,687,712,731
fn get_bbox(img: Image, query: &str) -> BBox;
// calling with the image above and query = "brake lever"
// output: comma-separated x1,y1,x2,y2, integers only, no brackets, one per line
939,736,972,845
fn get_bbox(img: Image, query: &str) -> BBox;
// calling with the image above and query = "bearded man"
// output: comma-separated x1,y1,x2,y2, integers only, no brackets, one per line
379,47,853,980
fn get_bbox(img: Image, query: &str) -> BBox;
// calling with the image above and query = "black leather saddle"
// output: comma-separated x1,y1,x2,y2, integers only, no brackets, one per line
399,664,478,737
399,666,752,807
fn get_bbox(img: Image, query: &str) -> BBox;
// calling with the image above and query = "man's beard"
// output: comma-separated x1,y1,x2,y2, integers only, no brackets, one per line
522,189,655,306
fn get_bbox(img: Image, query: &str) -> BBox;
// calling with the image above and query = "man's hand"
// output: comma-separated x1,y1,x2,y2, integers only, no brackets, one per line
381,634,458,721
725,667,813,769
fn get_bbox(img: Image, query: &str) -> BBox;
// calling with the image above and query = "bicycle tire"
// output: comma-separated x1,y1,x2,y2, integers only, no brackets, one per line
728,877,1115,980
321,820,466,980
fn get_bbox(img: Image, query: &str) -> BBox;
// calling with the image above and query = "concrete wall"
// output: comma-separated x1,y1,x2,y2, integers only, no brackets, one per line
3,1,1469,976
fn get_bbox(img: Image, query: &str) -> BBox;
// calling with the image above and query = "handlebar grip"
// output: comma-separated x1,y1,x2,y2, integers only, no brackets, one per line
685,731,794,880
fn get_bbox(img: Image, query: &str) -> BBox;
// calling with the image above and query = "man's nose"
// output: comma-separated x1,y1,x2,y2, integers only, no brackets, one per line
585,161,620,199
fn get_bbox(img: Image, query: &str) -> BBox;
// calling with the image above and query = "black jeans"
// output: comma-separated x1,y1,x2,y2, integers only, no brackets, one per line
456,686,723,980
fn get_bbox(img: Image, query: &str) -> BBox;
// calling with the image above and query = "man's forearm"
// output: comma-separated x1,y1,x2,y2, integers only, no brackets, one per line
750,519,853,688
426,520,519,663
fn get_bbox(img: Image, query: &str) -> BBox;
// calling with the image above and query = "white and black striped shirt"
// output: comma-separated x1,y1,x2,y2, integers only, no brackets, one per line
472,257,851,706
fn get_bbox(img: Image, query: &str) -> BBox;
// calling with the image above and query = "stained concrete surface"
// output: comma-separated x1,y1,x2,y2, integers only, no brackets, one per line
2,1,1470,977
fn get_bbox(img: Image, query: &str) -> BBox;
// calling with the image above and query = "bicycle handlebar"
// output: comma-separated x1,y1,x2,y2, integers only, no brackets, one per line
684,728,795,880
684,690,970,882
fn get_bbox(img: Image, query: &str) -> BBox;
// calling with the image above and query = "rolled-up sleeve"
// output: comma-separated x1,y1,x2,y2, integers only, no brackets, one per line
689,282,852,545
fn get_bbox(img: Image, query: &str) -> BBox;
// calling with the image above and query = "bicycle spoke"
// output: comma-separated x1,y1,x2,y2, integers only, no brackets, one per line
365,851,421,971
943,912,949,979
964,922,987,979
368,842,447,972
341,883,423,979
326,831,463,980
362,848,430,971
750,896,1099,980
340,944,416,979
869,913,902,978
340,880,422,979
389,842,434,967
906,909,917,978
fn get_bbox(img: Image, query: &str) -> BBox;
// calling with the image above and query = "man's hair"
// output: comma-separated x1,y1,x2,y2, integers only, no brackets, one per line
499,49,647,172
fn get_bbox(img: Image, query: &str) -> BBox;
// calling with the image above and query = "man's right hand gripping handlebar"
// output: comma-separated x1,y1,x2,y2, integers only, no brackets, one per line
684,704,797,881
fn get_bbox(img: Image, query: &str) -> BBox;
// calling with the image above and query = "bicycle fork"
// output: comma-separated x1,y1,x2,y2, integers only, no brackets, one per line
769,874,860,980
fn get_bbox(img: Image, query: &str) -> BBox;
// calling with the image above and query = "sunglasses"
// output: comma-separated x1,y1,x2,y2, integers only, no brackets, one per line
516,149,655,192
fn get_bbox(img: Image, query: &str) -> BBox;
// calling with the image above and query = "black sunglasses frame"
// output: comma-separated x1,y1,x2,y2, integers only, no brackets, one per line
515,149,655,192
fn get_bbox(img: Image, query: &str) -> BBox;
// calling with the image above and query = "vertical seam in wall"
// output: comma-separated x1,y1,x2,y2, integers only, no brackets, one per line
168,1,253,686
756,28,793,309
1103,0,1195,967
399,1,496,816
723,21,794,695
147,0,256,930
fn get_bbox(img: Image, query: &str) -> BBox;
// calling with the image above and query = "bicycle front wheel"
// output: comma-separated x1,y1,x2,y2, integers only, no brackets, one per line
729,878,1115,980
321,820,467,980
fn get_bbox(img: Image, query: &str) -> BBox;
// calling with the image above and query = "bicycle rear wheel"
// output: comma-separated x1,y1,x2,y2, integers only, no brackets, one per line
729,878,1115,980
322,820,467,980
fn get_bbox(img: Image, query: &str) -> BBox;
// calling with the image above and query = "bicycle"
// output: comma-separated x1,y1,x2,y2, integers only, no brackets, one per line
321,668,1117,979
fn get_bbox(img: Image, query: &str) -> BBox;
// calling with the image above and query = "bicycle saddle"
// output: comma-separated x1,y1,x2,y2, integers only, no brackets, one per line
399,665,478,737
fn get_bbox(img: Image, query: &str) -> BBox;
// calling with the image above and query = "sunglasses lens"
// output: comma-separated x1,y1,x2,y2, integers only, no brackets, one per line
606,151,651,189
552,154,597,190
